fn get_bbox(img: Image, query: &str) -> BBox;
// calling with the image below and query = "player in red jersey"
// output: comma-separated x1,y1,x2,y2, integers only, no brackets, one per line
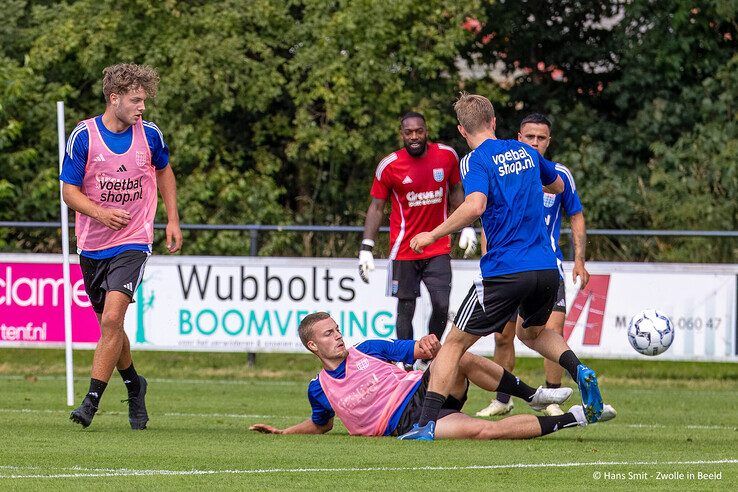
359,112,477,352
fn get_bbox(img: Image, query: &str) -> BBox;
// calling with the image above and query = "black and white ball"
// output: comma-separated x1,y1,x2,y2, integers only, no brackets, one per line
627,309,675,356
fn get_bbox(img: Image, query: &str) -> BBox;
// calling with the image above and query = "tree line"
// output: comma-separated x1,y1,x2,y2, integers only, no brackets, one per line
0,0,735,262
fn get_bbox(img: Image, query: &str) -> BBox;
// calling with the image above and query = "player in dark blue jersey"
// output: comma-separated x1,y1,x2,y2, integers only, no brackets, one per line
398,94,604,441
477,113,592,418
249,313,615,439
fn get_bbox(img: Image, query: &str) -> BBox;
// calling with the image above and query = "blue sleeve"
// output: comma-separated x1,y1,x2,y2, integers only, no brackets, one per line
308,378,335,426
539,155,558,186
355,339,415,365
460,152,489,197
59,124,89,186
143,121,170,170
558,166,583,216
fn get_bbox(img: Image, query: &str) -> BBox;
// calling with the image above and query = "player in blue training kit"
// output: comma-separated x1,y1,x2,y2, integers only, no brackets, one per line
398,94,604,441
477,113,594,418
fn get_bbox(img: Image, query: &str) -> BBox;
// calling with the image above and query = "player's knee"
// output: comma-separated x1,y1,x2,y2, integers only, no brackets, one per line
100,312,125,331
476,422,502,440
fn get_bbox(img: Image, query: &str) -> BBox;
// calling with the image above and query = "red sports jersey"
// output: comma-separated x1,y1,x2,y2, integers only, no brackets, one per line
370,142,460,260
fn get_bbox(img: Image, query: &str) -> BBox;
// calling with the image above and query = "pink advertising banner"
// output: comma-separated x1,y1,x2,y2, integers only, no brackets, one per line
0,262,100,346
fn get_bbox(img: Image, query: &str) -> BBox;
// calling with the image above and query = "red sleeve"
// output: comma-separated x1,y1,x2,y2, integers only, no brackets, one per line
370,175,390,199
449,152,461,186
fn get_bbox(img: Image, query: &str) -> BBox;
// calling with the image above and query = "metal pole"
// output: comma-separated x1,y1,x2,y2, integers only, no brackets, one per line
57,101,75,407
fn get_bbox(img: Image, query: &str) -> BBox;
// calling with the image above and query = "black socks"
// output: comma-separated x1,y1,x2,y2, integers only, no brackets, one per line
86,379,107,407
418,391,446,426
118,364,141,397
558,350,582,381
495,369,537,402
537,413,579,436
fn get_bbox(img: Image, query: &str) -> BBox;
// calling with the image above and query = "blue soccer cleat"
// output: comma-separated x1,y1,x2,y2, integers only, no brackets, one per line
576,364,603,423
397,421,436,441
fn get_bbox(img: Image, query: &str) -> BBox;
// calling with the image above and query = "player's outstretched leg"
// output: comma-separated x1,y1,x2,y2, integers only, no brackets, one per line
516,323,603,422
434,410,584,440
457,352,573,412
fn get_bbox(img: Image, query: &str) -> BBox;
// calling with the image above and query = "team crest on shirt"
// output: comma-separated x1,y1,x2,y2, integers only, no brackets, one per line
433,168,444,182
543,192,556,208
356,358,370,371
135,151,147,167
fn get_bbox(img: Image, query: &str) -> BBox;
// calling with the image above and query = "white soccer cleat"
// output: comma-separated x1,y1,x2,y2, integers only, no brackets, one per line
528,386,573,411
569,403,617,426
475,399,514,417
599,404,617,422
569,405,588,426
541,403,565,416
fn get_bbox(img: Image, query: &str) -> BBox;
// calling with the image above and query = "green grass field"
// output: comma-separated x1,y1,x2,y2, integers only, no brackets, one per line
0,348,736,490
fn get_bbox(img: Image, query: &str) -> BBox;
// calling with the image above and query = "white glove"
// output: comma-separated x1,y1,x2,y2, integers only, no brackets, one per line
458,227,478,258
358,240,375,283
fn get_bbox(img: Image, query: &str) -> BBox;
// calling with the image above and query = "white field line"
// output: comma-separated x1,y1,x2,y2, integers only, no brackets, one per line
0,459,736,479
0,408,735,429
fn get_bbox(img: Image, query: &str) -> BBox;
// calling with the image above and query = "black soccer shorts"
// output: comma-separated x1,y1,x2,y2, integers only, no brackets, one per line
454,269,559,337
80,250,149,313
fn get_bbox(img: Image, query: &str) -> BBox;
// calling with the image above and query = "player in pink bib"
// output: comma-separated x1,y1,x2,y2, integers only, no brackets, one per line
250,312,616,439
60,63,182,430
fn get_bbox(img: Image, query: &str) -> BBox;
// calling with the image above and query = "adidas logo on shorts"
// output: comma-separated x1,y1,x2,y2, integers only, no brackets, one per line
124,282,133,291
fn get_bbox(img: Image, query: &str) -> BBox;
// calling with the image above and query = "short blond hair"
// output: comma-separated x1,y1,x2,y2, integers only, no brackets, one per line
102,63,160,102
298,312,332,349
453,92,495,134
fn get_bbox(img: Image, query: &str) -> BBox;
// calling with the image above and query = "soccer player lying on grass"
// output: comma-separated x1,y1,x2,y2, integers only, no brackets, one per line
249,312,615,439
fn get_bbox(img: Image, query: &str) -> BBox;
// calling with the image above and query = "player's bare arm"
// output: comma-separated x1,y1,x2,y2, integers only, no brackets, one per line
450,183,478,258
250,418,334,435
410,192,486,254
570,212,590,288
543,175,564,195
362,198,385,243
156,165,182,253
62,182,131,230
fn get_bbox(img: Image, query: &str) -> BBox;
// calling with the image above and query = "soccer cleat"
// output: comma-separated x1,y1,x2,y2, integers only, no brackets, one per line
541,404,565,416
397,421,435,441
122,375,149,430
528,386,573,411
70,396,98,428
576,364,603,423
570,403,617,426
475,398,514,417
599,404,617,422
568,405,588,427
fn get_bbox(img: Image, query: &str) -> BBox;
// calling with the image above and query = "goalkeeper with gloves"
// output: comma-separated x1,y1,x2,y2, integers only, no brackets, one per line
359,112,476,353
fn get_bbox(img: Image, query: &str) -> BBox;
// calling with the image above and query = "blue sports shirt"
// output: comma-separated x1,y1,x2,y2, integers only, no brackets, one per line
307,339,419,435
460,138,559,277
59,116,170,259
543,163,583,266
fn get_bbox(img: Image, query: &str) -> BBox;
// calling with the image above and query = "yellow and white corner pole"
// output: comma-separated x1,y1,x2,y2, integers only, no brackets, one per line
57,101,75,406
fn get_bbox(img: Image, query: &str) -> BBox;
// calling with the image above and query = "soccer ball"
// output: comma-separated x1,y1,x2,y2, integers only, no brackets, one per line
627,309,675,356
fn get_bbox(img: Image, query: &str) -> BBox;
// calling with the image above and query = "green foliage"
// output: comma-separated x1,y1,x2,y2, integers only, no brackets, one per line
0,0,735,261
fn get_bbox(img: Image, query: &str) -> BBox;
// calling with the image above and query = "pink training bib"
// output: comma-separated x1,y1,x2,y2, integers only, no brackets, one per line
318,347,423,436
76,117,157,251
